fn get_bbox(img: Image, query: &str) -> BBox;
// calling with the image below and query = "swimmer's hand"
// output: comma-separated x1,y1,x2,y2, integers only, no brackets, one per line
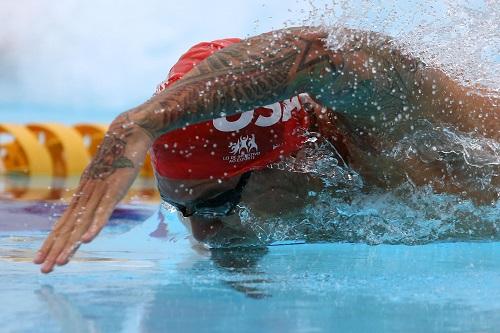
33,116,152,273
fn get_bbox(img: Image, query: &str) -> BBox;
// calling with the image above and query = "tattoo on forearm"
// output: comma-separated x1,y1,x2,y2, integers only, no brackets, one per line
82,115,135,180
128,27,338,137
126,26,426,141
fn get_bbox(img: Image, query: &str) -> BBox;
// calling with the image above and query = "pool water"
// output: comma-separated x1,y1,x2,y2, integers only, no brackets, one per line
1,1,498,332
0,200,499,333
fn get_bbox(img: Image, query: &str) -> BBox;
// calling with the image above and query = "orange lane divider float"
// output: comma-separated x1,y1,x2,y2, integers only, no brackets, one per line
0,123,154,178
27,123,90,177
0,124,53,176
73,123,108,156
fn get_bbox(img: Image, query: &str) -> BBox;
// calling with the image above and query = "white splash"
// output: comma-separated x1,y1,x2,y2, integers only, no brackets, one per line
288,0,499,96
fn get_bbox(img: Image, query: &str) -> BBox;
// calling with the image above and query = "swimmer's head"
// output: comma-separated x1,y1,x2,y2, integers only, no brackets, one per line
159,173,250,242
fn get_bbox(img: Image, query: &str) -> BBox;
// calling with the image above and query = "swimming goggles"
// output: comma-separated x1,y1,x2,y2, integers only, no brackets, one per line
162,172,252,219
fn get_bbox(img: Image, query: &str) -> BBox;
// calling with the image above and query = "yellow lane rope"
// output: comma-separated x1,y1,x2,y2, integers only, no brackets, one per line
0,124,53,176
0,123,154,178
27,123,91,177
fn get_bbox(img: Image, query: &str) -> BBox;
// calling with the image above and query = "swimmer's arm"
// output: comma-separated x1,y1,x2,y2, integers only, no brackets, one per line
34,26,340,273
126,26,343,137
34,116,152,273
413,68,499,139
132,27,500,138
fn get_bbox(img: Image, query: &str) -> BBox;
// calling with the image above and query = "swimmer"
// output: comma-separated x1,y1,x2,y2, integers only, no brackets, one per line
34,27,499,273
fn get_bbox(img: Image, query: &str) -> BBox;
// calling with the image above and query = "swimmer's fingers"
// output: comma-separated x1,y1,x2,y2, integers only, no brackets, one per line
33,198,80,266
38,217,80,273
55,242,81,267
36,197,92,273
56,204,116,266
40,235,72,273
81,176,130,242
55,186,109,266
35,182,97,272
33,233,55,265
81,205,115,243
53,173,130,267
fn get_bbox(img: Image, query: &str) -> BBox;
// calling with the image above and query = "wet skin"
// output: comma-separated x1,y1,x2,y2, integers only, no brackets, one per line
158,91,498,243
34,26,499,273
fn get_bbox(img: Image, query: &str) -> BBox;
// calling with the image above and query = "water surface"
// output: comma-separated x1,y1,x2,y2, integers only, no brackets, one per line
0,202,498,333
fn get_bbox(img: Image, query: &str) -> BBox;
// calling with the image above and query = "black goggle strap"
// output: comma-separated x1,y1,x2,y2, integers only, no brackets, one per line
193,171,252,216
163,171,252,218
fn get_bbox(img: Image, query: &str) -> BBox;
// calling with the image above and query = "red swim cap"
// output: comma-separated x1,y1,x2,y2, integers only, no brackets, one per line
154,39,241,94
151,38,310,180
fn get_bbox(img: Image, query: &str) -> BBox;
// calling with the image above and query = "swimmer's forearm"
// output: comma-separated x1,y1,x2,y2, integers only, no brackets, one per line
124,27,437,140
125,27,340,138
69,27,335,186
